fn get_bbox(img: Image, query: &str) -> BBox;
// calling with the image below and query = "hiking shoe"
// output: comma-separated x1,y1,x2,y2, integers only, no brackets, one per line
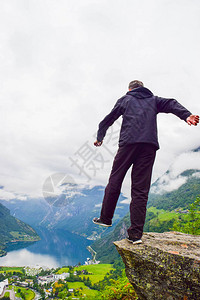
92,217,112,227
126,237,142,244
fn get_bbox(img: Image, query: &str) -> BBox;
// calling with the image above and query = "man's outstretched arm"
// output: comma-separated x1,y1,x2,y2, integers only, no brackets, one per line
186,115,199,126
94,98,124,147
156,97,199,126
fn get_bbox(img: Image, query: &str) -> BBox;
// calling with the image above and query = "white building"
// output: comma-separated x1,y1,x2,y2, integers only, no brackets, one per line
38,273,70,285
18,281,29,287
54,273,70,281
84,257,100,265
0,279,8,297
38,275,55,285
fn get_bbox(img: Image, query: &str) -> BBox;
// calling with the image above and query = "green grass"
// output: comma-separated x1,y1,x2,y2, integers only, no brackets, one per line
0,267,24,274
81,274,106,283
56,267,69,274
68,282,99,297
55,264,114,298
68,282,86,289
147,206,200,223
10,231,22,238
158,211,177,221
81,287,99,297
74,264,114,284
145,206,200,235
9,231,39,241
147,207,179,221
12,286,35,300
75,264,113,274
52,264,114,298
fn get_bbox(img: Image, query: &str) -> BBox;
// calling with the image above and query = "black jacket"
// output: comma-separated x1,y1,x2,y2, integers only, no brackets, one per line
97,87,191,150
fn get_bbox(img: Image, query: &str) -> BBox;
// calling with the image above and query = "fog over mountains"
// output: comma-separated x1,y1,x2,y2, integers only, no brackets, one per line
0,185,129,240
1,147,200,239
150,146,200,195
0,146,200,263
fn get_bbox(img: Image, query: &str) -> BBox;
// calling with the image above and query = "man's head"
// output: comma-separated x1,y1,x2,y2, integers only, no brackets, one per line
128,80,144,91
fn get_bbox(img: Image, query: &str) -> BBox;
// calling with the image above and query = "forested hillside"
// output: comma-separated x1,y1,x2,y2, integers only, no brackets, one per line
0,203,40,256
148,169,200,210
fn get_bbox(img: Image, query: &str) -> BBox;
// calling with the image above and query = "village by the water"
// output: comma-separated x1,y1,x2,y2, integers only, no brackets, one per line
0,247,103,300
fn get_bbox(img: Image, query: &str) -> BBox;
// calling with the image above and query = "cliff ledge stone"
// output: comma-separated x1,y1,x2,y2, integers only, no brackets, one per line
114,232,200,300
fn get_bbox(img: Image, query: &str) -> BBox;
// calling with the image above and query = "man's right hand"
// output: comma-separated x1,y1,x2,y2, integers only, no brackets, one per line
94,140,103,147
186,115,199,126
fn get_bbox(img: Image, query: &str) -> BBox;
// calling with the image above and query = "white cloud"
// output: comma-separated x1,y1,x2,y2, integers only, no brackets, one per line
151,175,187,194
0,189,27,201
168,152,200,178
192,172,200,178
0,0,200,199
151,150,200,194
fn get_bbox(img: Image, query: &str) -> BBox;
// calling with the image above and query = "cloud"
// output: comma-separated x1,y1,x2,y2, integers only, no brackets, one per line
151,175,188,194
192,172,200,178
151,150,200,194
168,152,200,178
0,0,200,199
0,189,27,201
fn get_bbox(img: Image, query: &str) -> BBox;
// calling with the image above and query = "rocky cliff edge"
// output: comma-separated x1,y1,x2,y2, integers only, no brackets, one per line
114,232,200,300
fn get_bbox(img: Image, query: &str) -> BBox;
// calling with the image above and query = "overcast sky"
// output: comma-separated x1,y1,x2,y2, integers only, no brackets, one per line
0,0,200,201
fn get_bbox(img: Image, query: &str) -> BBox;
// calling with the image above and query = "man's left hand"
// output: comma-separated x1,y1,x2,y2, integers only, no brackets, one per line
186,115,199,126
94,140,103,147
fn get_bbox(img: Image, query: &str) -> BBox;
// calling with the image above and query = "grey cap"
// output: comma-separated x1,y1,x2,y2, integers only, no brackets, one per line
128,80,144,90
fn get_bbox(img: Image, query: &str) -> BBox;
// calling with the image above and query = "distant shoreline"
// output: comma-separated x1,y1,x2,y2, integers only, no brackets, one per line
0,239,39,258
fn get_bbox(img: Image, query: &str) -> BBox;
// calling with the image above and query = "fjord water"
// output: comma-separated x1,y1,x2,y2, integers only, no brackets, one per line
0,228,92,268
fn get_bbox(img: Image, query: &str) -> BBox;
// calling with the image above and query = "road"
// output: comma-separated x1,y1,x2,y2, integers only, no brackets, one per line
0,288,16,300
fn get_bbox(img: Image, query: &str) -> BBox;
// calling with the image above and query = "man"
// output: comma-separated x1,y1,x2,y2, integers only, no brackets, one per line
92,80,199,244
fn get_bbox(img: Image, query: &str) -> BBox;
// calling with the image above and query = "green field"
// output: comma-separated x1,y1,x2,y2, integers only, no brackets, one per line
56,267,70,274
4,292,10,297
67,282,99,297
12,286,35,300
75,264,113,274
148,206,200,222
54,264,114,298
74,264,114,284
148,207,178,219
0,267,24,274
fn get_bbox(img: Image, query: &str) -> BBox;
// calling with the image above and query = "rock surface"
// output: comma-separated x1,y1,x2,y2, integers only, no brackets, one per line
114,232,200,300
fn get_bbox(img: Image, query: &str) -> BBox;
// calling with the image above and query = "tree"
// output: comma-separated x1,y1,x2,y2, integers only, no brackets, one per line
20,291,26,300
97,277,138,300
172,195,200,234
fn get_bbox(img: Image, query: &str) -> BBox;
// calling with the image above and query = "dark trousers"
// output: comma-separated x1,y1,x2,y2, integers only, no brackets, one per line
100,143,156,239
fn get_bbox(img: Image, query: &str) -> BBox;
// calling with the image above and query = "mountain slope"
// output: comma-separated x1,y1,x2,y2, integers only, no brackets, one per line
0,203,40,256
148,169,200,210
